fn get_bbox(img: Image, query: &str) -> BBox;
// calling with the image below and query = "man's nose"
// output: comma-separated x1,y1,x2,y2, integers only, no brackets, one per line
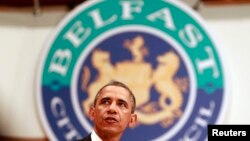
108,102,117,113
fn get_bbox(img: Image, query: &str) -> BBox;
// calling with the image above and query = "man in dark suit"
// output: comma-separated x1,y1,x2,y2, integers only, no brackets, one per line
79,134,91,141
78,81,137,141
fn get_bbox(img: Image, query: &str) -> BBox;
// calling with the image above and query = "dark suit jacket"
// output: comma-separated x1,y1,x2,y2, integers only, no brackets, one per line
78,134,92,141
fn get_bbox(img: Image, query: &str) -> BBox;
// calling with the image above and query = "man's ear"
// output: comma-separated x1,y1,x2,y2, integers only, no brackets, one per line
128,113,137,128
89,106,95,121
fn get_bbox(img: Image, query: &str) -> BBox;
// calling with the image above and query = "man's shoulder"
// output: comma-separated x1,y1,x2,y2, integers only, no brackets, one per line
77,134,92,141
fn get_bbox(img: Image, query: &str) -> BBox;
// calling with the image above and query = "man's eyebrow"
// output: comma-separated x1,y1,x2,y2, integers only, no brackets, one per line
100,97,111,101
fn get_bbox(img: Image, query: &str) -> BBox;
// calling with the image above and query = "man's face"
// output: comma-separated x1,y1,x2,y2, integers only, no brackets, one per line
89,85,137,135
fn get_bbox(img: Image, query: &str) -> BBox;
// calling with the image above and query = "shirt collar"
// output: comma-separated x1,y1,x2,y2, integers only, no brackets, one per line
91,130,103,141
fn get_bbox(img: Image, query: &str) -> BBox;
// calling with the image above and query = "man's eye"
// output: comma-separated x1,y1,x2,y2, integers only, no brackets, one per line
101,100,109,105
119,103,127,108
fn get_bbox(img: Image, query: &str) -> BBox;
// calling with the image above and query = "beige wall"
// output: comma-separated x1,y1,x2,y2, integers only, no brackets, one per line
0,3,250,139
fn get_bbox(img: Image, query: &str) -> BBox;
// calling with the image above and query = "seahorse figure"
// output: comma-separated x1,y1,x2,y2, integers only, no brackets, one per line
136,51,183,126
153,51,183,116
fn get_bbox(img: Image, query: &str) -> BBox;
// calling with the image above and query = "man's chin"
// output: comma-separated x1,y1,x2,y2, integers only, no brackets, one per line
102,126,121,134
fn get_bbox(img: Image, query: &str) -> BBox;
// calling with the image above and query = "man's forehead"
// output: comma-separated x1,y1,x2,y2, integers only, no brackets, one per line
98,86,130,101
101,85,128,94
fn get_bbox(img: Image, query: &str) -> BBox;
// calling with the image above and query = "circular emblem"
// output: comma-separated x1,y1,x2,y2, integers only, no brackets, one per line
36,0,229,140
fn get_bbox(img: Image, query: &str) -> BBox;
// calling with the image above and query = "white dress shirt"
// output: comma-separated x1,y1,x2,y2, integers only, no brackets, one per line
91,130,103,141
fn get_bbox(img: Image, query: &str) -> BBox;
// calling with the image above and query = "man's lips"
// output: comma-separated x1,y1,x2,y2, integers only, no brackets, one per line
104,117,118,123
